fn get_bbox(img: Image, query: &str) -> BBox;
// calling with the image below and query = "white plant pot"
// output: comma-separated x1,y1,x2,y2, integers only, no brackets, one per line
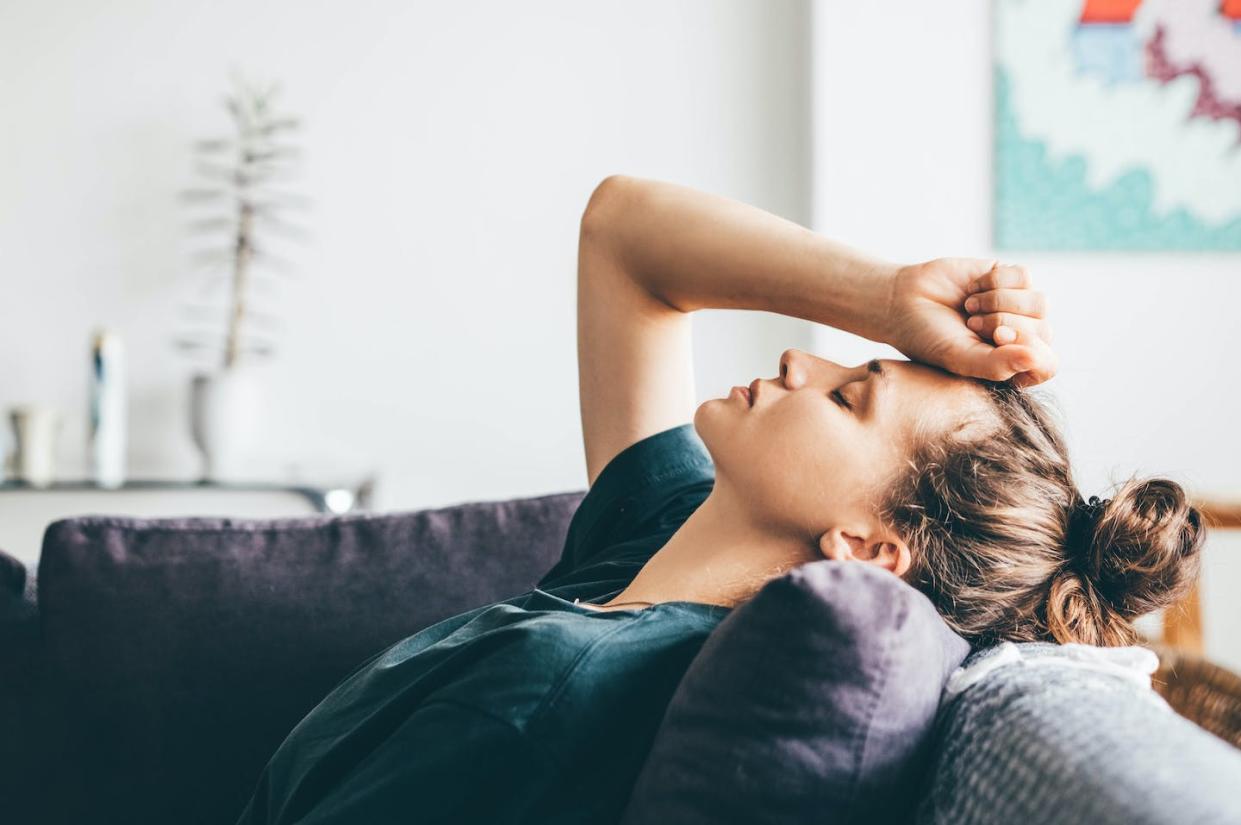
190,365,266,481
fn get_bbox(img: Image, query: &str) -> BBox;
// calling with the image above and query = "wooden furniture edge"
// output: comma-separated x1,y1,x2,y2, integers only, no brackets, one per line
1158,495,1241,654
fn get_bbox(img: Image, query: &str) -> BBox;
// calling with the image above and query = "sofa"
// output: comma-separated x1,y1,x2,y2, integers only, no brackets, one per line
2,491,1240,825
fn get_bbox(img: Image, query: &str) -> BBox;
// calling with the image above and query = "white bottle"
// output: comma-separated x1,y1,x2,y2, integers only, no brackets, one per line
89,329,127,488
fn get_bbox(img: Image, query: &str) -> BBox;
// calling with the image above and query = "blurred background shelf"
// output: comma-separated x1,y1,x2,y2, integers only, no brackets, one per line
0,475,376,568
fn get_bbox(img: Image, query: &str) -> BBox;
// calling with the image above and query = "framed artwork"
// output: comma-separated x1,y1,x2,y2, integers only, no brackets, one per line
994,0,1241,250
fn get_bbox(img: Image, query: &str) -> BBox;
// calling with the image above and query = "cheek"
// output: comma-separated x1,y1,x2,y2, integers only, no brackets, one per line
727,399,852,514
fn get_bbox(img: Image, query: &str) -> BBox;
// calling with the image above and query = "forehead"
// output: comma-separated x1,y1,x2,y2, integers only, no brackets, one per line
879,358,992,440
884,358,974,391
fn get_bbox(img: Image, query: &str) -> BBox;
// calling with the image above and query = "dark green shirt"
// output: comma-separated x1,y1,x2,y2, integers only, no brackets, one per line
236,423,729,825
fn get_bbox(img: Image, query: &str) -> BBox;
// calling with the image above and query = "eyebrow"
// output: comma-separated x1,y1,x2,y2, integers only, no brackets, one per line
862,359,887,413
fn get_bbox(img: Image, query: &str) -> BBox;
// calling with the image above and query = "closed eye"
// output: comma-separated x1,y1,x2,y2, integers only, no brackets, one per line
830,388,853,411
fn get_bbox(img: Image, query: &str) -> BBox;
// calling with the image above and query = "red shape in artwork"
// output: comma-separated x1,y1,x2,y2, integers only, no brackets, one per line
1145,25,1241,137
1221,0,1241,21
1080,0,1143,23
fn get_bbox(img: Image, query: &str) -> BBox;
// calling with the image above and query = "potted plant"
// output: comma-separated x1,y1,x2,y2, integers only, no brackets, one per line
178,74,307,480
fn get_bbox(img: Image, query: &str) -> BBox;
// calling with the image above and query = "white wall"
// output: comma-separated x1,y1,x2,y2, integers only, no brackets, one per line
0,0,813,520
7,0,1233,665
810,0,1241,668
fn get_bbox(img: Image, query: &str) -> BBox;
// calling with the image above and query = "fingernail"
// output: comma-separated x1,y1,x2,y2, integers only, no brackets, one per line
966,316,982,330
964,297,979,312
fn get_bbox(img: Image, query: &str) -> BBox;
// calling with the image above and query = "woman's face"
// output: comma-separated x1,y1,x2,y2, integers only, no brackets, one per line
695,348,991,554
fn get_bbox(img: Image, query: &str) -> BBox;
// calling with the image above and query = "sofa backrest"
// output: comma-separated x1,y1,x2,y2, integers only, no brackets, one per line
5,492,583,825
7,492,1241,825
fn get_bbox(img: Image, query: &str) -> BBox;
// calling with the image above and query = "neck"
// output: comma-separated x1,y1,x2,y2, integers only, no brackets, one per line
602,482,819,609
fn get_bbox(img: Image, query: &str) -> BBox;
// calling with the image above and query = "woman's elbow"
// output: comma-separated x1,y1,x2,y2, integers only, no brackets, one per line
579,174,638,245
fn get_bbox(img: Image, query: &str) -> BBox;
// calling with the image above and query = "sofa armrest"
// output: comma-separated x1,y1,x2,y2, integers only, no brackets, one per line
0,547,41,825
0,547,25,598
919,644,1241,824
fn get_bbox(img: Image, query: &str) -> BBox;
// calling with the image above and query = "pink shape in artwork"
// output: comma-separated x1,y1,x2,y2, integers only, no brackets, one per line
1145,25,1241,135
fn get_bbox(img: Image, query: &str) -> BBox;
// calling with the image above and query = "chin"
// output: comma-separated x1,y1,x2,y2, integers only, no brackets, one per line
692,399,733,463
693,397,724,433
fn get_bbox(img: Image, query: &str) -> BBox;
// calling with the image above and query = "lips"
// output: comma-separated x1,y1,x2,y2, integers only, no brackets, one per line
747,378,761,407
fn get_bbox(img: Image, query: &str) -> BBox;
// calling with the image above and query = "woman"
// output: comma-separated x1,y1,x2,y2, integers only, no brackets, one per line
236,176,1202,824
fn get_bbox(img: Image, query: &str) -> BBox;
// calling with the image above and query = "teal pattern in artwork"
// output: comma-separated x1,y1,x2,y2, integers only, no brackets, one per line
994,68,1241,251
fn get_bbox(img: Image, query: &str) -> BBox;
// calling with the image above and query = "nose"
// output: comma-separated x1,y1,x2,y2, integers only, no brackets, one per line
779,348,851,392
778,348,815,390
779,344,799,387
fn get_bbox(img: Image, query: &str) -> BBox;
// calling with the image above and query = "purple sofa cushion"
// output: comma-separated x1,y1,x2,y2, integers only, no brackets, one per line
621,560,970,825
29,491,583,825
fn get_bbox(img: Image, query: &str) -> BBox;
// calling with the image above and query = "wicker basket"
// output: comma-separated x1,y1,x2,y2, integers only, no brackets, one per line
1150,643,1241,750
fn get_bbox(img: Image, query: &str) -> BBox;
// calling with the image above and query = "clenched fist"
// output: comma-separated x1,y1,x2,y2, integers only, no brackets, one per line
884,258,1057,388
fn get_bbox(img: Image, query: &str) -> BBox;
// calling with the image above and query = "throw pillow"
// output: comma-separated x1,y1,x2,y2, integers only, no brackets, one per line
620,560,970,825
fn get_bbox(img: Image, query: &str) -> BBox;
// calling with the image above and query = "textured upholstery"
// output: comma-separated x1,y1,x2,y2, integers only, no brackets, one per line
916,642,1241,825
0,547,24,597
3,494,1241,825
0,546,39,824
2,492,582,825
621,561,970,825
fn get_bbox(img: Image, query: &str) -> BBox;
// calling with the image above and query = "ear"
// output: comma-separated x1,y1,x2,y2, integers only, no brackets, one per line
818,525,912,578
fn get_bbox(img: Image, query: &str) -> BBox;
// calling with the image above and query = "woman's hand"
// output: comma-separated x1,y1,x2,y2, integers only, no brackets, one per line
885,258,1057,388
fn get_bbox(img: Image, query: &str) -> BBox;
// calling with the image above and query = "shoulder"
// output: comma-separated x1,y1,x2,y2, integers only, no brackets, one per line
537,424,715,591
577,423,714,535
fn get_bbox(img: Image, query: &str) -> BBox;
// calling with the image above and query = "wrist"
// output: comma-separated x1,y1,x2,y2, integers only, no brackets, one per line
802,234,902,342
852,258,902,344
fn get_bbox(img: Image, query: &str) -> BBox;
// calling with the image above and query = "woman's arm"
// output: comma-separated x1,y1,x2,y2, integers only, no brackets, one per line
586,176,899,339
576,174,1054,484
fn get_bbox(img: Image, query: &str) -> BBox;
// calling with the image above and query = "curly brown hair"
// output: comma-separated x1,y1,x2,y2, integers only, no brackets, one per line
881,381,1204,648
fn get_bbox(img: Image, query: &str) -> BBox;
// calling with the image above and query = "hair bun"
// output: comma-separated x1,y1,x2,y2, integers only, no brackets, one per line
1072,477,1204,619
1066,494,1108,553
